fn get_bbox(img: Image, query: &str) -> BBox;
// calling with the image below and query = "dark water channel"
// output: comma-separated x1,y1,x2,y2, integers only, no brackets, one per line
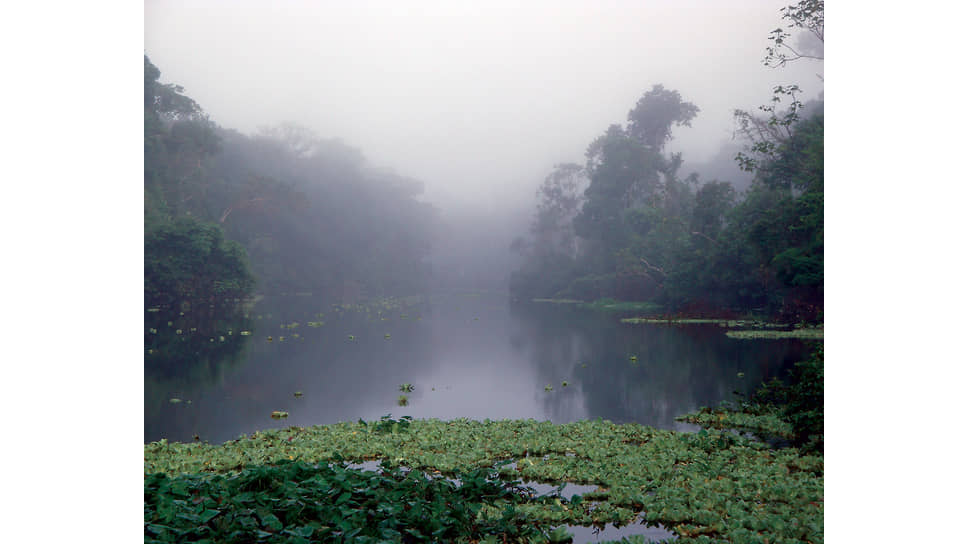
145,291,809,444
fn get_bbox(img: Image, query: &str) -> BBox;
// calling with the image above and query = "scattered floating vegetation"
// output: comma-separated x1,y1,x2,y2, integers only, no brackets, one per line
532,298,583,304
397,395,409,406
266,336,273,342
621,317,789,327
561,381,569,387
580,298,663,313
293,391,303,398
399,383,414,393
628,355,637,362
306,321,324,327
385,333,391,339
726,328,823,340
544,384,554,392
270,411,289,419
168,398,182,404
347,334,356,341
239,331,251,336
145,418,823,543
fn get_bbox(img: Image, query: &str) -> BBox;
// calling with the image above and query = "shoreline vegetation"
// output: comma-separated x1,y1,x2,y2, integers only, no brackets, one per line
530,296,824,340
147,355,824,543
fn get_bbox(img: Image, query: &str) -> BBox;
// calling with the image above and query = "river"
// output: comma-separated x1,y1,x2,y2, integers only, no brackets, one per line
145,291,809,445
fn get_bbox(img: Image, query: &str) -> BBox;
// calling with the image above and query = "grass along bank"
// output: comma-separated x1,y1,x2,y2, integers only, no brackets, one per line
146,417,822,543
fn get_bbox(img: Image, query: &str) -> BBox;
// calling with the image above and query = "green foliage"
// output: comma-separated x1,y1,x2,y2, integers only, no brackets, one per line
144,217,255,308
145,460,550,543
145,55,436,306
680,345,823,453
785,346,824,452
146,418,823,543
511,3,823,324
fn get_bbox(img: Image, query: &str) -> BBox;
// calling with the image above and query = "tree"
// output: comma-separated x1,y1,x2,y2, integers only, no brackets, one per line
144,217,255,308
763,0,824,69
734,0,823,172
626,84,700,151
531,162,587,259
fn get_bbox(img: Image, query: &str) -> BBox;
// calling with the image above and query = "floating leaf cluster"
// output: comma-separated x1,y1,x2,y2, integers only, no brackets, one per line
145,459,556,543
726,329,823,340
146,418,822,543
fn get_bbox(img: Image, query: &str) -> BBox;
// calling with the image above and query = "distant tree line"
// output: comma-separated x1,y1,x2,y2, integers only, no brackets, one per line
510,1,822,322
145,56,435,309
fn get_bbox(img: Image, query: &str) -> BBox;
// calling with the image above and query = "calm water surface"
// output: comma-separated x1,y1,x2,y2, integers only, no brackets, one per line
145,292,810,444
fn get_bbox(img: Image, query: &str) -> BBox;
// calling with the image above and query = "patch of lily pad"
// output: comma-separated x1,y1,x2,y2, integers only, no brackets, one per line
146,418,823,543
726,328,823,340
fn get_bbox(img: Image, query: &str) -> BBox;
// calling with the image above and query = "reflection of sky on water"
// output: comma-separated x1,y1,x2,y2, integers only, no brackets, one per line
146,293,808,444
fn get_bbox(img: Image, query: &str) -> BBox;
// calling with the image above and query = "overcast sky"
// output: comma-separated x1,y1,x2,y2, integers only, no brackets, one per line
145,0,823,210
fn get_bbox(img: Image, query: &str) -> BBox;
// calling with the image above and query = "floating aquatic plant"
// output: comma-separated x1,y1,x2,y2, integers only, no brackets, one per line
239,331,251,336
399,383,414,393
294,391,303,398
397,395,409,406
348,335,356,340
385,333,391,339
270,411,288,419
266,336,273,342
628,355,638,361
145,418,823,543
561,381,569,387
726,329,823,340
544,385,554,392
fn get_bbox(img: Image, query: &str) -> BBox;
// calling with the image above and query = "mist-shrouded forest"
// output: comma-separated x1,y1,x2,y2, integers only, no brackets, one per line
144,2,825,543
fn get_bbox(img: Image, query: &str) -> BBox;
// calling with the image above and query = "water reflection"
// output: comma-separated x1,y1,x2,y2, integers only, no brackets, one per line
510,302,809,429
145,292,810,444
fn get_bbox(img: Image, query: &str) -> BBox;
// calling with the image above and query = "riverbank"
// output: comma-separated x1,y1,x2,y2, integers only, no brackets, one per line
146,417,823,543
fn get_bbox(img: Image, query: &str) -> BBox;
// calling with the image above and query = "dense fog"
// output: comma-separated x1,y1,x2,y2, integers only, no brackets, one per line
145,0,823,317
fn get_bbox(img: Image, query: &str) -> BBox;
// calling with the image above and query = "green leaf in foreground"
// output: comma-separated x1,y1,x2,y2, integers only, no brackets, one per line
146,418,823,543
